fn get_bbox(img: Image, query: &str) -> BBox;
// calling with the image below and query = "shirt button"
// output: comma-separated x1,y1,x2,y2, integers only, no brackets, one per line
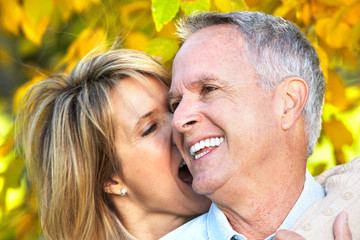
322,208,334,216
342,192,353,200
301,223,312,231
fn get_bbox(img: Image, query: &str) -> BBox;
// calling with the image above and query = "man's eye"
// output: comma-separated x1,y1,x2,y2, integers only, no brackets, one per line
168,101,180,114
141,123,157,137
201,85,218,94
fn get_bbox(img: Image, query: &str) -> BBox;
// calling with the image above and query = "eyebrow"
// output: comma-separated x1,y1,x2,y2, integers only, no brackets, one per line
134,110,154,130
168,74,223,103
189,74,222,89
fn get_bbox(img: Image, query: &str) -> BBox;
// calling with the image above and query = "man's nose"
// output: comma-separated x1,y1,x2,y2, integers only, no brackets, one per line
172,98,202,132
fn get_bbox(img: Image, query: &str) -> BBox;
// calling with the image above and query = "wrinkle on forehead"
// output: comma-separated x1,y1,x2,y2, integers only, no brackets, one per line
169,24,252,97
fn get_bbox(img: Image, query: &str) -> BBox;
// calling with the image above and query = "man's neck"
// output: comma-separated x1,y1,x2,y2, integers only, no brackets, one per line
211,169,306,240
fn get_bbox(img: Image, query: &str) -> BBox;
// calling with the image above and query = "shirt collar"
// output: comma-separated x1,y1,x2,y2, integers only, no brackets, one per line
207,203,245,240
207,169,325,240
276,169,325,231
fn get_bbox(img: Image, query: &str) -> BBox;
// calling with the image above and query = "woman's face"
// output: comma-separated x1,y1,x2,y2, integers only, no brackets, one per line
110,76,211,218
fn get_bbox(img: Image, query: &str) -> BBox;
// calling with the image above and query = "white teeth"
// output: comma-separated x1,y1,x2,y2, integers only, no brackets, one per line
200,140,205,149
190,145,195,155
195,150,210,160
205,138,210,147
195,142,200,152
189,137,224,157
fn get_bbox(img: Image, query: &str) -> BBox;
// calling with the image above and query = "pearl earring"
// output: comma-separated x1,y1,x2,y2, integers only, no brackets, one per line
120,188,127,196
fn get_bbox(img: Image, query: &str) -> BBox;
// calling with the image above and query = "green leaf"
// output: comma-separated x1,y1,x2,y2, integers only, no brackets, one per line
145,37,179,63
151,0,180,31
180,0,210,15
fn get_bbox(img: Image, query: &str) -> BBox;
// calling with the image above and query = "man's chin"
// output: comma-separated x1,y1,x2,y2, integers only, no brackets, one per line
192,178,218,197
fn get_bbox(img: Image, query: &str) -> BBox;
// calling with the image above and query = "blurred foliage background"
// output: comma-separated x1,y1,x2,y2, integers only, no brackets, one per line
0,0,359,239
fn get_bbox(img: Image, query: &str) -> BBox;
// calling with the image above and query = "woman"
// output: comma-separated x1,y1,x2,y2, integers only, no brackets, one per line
15,49,211,240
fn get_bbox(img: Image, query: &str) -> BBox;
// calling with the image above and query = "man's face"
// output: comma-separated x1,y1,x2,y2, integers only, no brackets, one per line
169,24,282,197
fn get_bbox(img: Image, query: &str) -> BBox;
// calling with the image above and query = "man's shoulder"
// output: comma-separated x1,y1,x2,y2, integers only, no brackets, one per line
291,157,360,239
160,213,209,240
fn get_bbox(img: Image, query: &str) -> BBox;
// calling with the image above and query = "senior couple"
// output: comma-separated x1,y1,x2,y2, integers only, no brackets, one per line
18,10,358,240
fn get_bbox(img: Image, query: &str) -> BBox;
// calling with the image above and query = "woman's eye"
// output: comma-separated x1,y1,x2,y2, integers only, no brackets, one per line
142,123,157,137
201,85,218,94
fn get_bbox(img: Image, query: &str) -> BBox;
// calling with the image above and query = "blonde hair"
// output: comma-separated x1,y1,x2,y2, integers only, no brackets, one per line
15,49,170,239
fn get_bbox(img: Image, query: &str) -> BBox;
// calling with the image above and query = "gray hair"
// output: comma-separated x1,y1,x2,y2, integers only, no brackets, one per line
177,11,325,156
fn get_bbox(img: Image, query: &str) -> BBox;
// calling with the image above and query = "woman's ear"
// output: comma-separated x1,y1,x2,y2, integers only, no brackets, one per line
104,176,126,195
279,77,309,130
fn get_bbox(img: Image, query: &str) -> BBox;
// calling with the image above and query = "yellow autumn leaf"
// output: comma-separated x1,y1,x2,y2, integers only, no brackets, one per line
0,0,23,35
120,1,150,27
346,85,360,104
53,0,75,21
6,177,27,211
213,0,248,12
349,21,360,53
315,17,329,40
73,0,100,13
61,28,107,73
310,1,337,18
341,48,359,69
327,7,353,48
12,75,46,113
157,21,178,38
334,148,348,165
325,70,349,110
300,3,311,26
343,2,360,26
317,0,343,7
21,15,50,46
343,0,359,5
313,44,329,81
0,138,14,158
124,32,149,51
23,0,52,25
315,17,352,49
323,118,353,149
273,1,299,17
15,209,40,239
244,0,263,8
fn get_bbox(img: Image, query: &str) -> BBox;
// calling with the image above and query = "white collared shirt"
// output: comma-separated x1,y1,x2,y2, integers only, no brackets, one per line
160,170,325,240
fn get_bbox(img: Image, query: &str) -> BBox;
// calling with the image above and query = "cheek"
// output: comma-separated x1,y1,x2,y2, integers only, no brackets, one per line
135,138,172,172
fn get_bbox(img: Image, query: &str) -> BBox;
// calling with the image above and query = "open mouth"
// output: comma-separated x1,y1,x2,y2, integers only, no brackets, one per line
190,137,224,160
178,160,193,186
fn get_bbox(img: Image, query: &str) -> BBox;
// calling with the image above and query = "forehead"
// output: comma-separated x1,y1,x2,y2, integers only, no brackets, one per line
111,76,167,128
175,24,242,61
171,24,254,91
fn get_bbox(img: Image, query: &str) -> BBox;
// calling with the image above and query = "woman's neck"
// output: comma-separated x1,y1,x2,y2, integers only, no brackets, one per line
116,200,193,240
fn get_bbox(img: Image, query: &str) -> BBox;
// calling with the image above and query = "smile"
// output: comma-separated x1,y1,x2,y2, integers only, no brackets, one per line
189,137,224,160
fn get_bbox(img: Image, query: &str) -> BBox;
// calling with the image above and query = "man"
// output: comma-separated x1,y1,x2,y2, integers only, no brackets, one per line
162,11,358,240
